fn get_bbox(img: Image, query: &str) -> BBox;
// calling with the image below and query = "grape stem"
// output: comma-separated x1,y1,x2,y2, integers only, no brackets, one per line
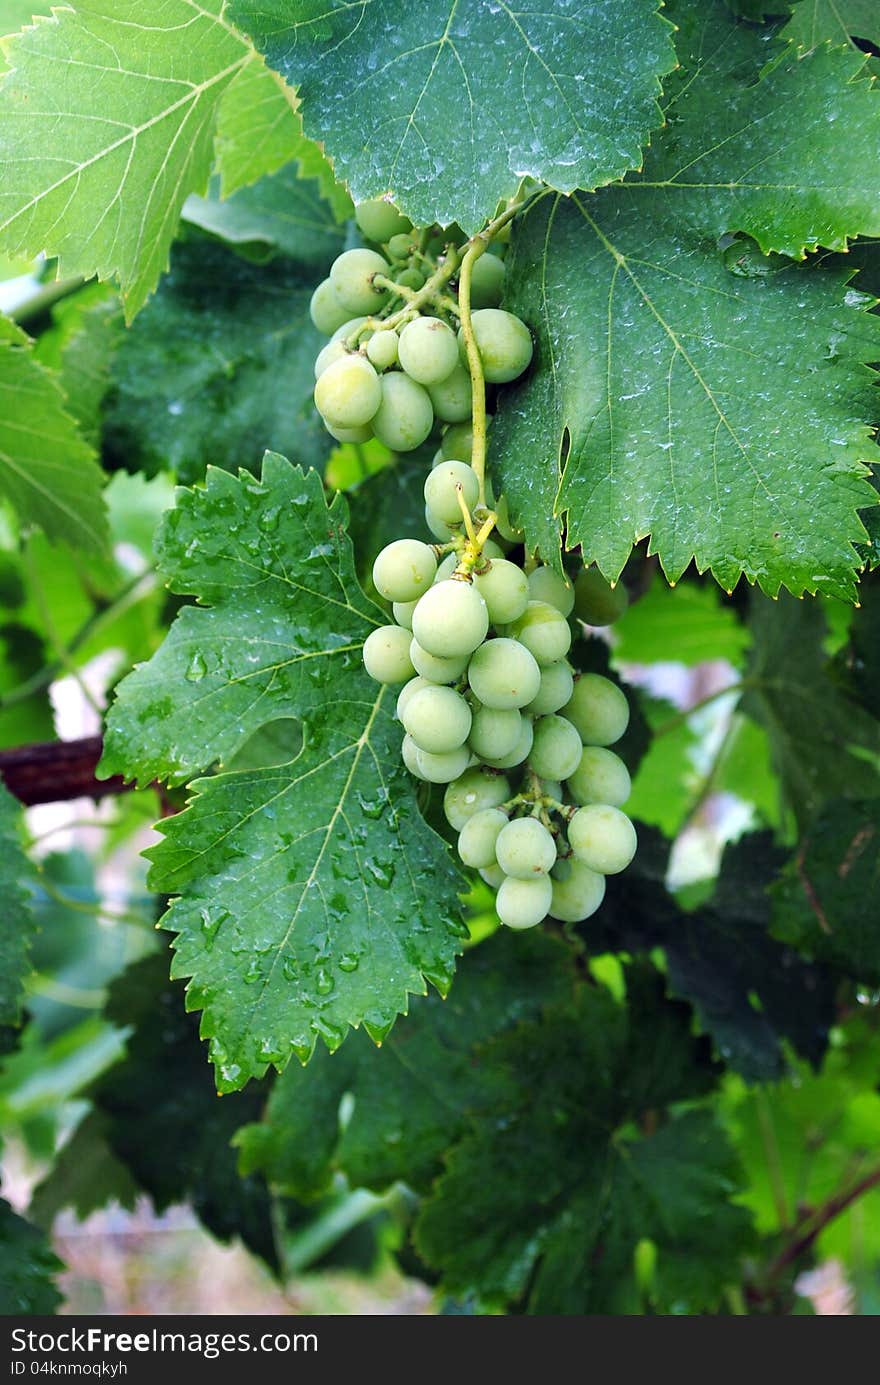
348,246,463,346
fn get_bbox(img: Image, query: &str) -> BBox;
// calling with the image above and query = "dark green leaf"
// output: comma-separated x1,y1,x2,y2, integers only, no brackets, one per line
182,165,347,267
0,782,36,1030
0,1199,62,1314
30,1110,138,1228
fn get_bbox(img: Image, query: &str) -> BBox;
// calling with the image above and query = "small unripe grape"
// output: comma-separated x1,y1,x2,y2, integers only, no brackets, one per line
524,661,574,717
393,598,419,630
428,364,472,423
443,767,511,831
424,460,479,524
548,858,605,922
528,566,574,617
440,420,476,462
563,674,630,746
481,539,505,560
542,780,563,802
493,494,524,542
314,338,348,379
567,746,631,808
480,863,506,890
574,568,629,626
480,714,533,769
314,354,381,429
373,539,437,603
457,807,508,869
310,278,350,335
354,198,412,243
409,638,469,684
568,805,637,874
495,817,557,879
467,637,541,709
474,559,530,625
366,329,399,370
398,316,459,386
433,551,460,583
330,248,391,315
396,267,425,290
468,705,522,760
331,316,368,342
402,733,428,780
496,875,552,930
529,714,582,780
371,372,435,452
469,252,506,309
414,743,471,784
403,684,472,754
458,309,533,383
424,506,461,542
412,579,488,658
396,675,431,721
388,231,416,260
363,625,415,684
325,421,373,444
508,601,572,666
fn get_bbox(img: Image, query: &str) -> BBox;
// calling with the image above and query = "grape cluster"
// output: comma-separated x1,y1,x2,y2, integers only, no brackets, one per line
364,518,637,931
309,200,532,450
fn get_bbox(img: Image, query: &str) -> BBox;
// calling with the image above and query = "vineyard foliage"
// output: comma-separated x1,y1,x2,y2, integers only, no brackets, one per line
0,0,878,1316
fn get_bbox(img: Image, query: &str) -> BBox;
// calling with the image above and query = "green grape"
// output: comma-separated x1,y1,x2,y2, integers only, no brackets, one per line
372,538,437,602
414,743,471,784
314,338,348,379
354,198,412,243
508,601,572,666
480,863,506,890
528,566,574,617
495,817,556,879
568,805,637,874
403,684,472,753
366,329,400,370
331,315,368,342
574,568,629,626
427,364,472,423
309,278,350,335
392,598,419,630
398,316,459,385
474,558,530,624
541,779,563,802
314,354,381,429
330,248,391,315
325,421,373,443
467,637,541,709
443,767,511,831
371,372,435,452
524,661,574,717
529,714,582,780
480,714,533,769
424,459,479,524
440,420,475,462
402,733,428,780
469,252,506,309
424,506,461,542
409,638,469,683
396,675,431,722
567,746,631,808
388,231,416,260
458,309,533,383
496,875,552,930
362,624,415,684
548,858,605,922
433,551,461,583
563,674,630,746
493,494,524,542
395,267,426,290
411,579,488,658
457,807,508,869
468,705,522,760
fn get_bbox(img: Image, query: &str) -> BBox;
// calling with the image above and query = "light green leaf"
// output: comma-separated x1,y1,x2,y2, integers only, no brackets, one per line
229,0,675,234
34,283,123,448
182,164,346,267
781,0,880,50
612,579,751,668
0,782,35,1030
103,456,465,1086
0,315,108,556
0,1,251,319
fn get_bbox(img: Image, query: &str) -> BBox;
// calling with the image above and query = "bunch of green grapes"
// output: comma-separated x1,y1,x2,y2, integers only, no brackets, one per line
309,199,532,450
364,503,637,932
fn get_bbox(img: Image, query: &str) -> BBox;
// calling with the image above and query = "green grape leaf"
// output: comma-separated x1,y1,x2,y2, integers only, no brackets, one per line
183,165,346,267
30,1111,138,1228
0,782,36,1031
0,0,251,319
0,623,54,750
0,316,108,554
0,1199,62,1314
781,0,880,50
34,283,123,448
772,799,880,982
102,456,465,1087
229,0,675,234
236,931,575,1199
102,239,333,483
742,592,880,828
416,969,753,1314
494,190,879,599
612,580,751,669
624,696,701,840
846,572,880,720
